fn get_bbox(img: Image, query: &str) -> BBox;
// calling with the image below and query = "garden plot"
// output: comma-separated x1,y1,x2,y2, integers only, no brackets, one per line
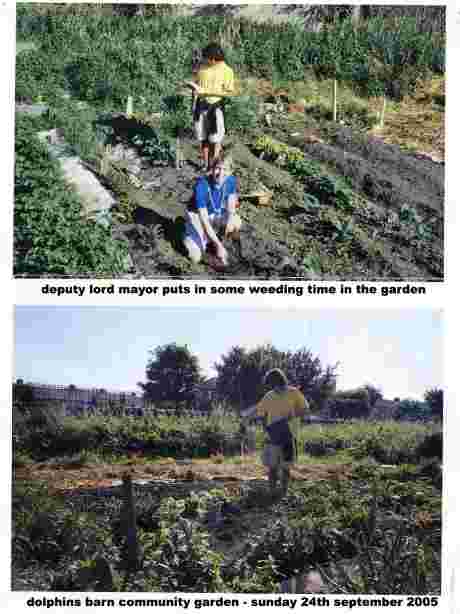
14,7,445,278
12,457,441,593
67,108,443,280
19,105,444,280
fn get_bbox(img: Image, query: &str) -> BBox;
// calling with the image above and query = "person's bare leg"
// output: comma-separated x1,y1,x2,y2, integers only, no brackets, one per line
201,142,210,170
268,467,278,491
280,467,290,496
210,142,222,168
183,238,203,264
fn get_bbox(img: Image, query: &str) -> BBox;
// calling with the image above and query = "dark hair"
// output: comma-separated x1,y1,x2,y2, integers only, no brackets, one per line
208,152,232,171
264,368,288,389
202,43,225,62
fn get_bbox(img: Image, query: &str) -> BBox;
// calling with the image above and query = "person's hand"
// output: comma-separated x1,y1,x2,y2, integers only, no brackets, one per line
215,243,228,265
183,81,199,92
225,214,239,238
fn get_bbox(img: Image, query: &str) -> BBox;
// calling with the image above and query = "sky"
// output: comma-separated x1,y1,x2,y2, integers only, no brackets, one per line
14,307,442,401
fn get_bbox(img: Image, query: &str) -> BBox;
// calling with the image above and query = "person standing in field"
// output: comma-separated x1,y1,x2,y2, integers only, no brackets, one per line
182,153,241,267
242,368,309,496
184,43,235,171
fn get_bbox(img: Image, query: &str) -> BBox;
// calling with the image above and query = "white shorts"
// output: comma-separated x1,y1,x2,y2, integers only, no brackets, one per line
194,100,225,144
184,209,230,252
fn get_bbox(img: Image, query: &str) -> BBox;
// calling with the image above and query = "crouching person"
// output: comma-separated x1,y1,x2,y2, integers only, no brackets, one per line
243,369,309,496
183,154,241,267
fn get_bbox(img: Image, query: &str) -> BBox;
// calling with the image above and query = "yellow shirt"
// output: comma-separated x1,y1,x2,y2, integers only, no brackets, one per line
195,61,235,104
256,386,308,426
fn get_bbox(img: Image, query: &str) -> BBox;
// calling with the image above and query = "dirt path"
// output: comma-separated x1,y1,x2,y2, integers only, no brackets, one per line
15,459,354,494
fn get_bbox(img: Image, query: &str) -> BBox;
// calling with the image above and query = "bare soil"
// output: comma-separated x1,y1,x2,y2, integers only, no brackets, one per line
15,458,354,494
101,110,443,281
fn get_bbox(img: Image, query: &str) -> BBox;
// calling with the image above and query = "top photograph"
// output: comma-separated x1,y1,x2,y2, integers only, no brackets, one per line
14,4,445,281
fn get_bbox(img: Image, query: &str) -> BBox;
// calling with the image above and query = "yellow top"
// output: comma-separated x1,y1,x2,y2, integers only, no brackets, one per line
256,386,308,426
195,61,235,104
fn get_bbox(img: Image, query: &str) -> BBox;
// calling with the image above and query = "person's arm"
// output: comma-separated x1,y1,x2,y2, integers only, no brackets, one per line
221,66,235,95
294,390,309,418
197,208,227,263
224,177,239,237
194,179,227,262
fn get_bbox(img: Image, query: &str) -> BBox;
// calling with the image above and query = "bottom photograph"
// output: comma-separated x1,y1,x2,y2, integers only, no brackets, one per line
12,307,443,594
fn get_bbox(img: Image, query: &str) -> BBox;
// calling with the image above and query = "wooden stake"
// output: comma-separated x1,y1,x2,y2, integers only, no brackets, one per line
122,473,139,571
332,79,337,122
175,137,183,170
126,96,133,118
380,95,386,129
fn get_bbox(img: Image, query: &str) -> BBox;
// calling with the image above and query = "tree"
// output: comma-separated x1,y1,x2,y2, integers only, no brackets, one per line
395,398,430,422
424,388,443,421
328,384,382,420
328,398,371,420
138,343,204,410
363,384,383,407
13,380,35,411
214,344,337,412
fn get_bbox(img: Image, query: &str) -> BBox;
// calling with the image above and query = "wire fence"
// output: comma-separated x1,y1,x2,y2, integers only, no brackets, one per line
12,382,214,418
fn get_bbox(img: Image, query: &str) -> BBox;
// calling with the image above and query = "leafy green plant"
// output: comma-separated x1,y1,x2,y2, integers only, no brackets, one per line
399,203,421,225
15,49,66,103
224,96,259,133
332,218,355,242
305,175,354,212
159,95,192,138
47,99,100,163
14,116,130,276
319,506,440,594
13,482,106,567
15,10,445,117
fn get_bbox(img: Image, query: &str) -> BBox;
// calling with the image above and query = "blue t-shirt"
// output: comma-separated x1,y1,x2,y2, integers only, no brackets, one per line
194,175,237,216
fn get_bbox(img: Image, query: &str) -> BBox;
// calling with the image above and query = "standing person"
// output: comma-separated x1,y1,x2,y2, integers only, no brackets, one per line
184,43,235,170
183,154,241,267
242,368,309,496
